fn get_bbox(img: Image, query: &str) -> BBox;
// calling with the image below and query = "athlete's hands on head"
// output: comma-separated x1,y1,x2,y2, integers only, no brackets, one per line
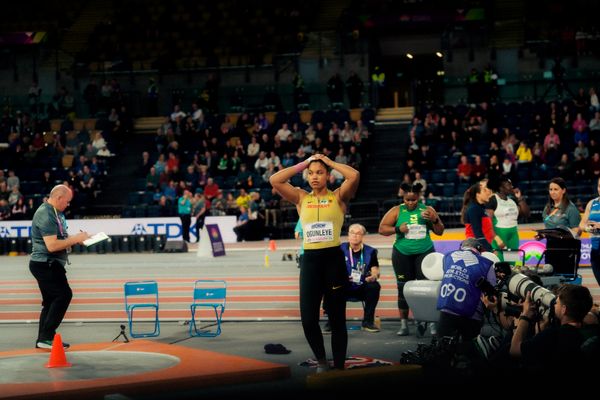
311,153,333,166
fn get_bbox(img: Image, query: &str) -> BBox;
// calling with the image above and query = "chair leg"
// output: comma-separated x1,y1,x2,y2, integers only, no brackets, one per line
129,306,160,338
190,305,223,337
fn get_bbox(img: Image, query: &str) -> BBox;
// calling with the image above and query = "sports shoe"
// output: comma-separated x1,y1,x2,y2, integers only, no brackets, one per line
322,321,331,334
35,340,52,349
474,335,500,360
396,319,409,336
429,322,438,336
35,340,70,349
361,323,380,333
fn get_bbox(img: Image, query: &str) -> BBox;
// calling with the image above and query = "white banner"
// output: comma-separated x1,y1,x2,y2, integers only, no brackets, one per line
0,216,238,243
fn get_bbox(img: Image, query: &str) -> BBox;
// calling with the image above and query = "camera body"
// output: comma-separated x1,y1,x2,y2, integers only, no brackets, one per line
477,271,557,322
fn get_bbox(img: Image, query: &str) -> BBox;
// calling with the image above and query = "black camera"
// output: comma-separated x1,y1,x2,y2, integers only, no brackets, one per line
475,277,497,299
475,261,512,300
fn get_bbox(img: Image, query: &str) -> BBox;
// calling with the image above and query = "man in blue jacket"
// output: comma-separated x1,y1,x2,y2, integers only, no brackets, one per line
436,238,496,340
323,223,381,333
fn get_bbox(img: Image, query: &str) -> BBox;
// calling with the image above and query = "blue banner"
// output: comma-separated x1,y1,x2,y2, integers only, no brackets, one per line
206,224,226,257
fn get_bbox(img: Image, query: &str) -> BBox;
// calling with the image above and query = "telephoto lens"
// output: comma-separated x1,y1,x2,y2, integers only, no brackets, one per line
507,273,556,308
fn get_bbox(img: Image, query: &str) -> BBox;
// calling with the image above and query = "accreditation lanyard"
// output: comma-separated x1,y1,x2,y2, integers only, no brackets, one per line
52,206,71,264
348,246,364,273
53,207,67,237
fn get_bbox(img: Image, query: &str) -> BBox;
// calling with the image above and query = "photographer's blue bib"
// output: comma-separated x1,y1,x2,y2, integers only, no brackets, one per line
437,250,494,318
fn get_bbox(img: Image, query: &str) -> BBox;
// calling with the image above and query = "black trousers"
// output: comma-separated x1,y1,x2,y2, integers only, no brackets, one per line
180,214,191,242
437,311,482,341
29,260,73,342
323,281,381,325
300,247,347,369
392,247,432,311
347,281,381,324
194,216,205,242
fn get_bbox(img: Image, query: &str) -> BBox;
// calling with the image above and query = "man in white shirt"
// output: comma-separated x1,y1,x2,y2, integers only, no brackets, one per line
170,105,187,121
276,123,292,141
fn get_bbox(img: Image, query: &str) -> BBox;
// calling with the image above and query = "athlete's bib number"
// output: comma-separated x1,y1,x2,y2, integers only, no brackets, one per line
304,221,334,243
405,224,426,240
440,283,466,303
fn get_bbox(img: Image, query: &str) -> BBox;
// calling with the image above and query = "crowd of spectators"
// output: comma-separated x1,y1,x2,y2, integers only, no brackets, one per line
401,89,600,213
0,98,132,219
132,101,373,235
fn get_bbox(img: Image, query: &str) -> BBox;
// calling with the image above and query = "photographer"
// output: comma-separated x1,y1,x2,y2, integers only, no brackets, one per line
509,284,596,378
436,238,497,341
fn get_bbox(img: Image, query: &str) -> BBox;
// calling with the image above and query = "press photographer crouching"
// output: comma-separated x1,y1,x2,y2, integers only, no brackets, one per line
509,283,599,378
435,238,497,341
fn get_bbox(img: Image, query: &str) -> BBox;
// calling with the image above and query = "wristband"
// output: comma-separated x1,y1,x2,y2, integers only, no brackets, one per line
294,161,308,173
519,315,533,323
395,226,401,235
434,217,440,224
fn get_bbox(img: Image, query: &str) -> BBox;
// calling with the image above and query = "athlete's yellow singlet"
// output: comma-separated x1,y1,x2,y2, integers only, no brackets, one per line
299,190,344,250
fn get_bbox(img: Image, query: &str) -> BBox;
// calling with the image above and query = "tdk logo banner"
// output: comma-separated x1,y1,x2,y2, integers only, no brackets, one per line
131,224,148,235
0,227,14,238
0,216,238,243
0,225,31,238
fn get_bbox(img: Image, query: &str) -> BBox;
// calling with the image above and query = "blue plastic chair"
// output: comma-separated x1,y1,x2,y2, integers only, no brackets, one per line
190,280,227,337
124,280,160,338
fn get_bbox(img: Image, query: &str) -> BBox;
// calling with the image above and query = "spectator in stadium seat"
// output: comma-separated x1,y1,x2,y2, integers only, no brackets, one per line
471,155,487,181
6,170,19,191
501,157,516,182
557,153,573,179
11,197,27,220
347,145,362,170
7,185,23,207
515,141,533,164
163,180,177,203
183,165,199,190
276,123,292,142
457,155,473,183
334,148,348,165
574,125,590,146
247,136,260,166
79,165,96,197
196,164,210,189
254,151,270,175
589,153,600,178
203,177,220,201
157,195,173,217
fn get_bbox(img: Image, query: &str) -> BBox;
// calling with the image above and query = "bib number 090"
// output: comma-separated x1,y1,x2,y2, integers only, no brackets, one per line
440,283,466,302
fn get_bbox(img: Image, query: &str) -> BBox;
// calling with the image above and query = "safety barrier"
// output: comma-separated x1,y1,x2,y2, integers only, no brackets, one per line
0,235,167,256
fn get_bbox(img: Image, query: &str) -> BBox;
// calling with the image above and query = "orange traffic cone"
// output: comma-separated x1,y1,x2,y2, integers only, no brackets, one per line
45,334,72,368
269,240,277,252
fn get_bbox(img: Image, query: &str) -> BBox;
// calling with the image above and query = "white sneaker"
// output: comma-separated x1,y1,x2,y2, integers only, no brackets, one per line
397,319,409,336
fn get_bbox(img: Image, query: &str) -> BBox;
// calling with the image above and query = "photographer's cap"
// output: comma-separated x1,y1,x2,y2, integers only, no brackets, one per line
460,238,484,253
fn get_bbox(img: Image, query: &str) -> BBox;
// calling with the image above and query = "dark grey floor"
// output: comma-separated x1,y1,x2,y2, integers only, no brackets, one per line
1,243,598,398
